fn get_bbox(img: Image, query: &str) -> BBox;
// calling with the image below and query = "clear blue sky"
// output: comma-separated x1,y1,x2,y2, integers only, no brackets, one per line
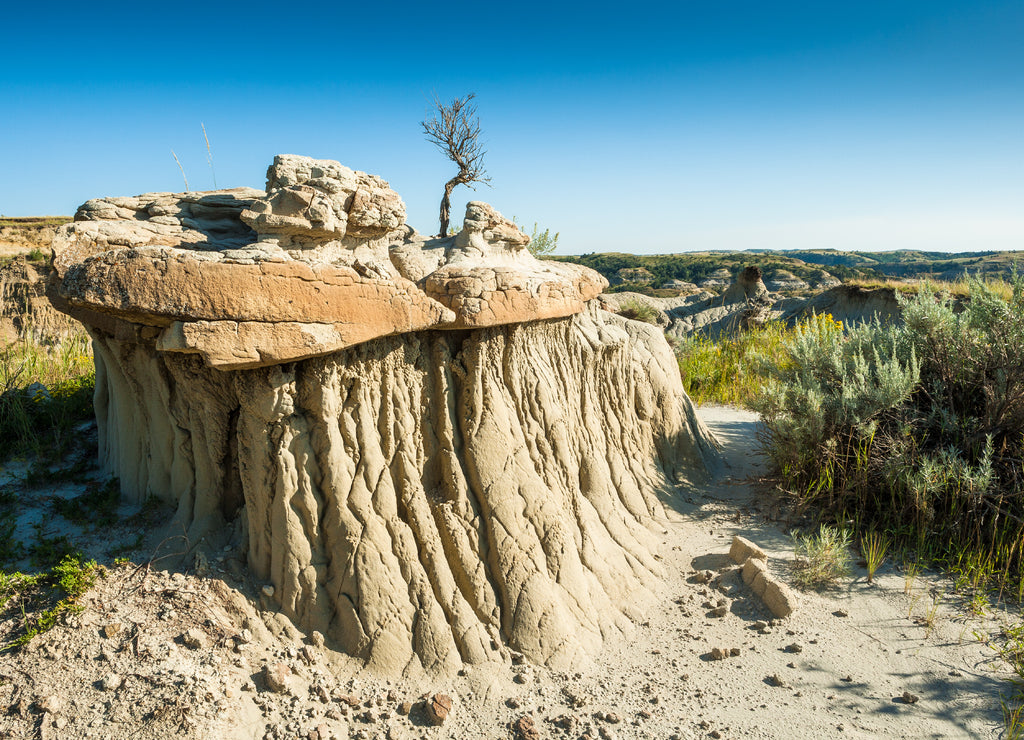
2,1,1022,254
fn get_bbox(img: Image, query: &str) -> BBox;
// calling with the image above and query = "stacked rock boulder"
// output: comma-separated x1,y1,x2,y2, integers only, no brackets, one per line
49,155,719,675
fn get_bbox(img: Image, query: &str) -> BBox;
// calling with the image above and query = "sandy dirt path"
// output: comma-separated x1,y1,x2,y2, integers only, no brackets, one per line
449,406,1012,739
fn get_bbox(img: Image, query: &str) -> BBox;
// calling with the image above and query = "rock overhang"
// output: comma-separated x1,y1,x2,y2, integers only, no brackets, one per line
50,155,607,369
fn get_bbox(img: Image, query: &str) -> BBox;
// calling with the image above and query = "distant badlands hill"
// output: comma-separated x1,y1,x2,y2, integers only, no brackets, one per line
0,216,71,259
555,248,1024,296
1,216,1020,291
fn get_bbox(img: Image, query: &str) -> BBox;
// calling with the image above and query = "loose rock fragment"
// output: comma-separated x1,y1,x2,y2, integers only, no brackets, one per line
264,662,291,693
513,714,541,740
729,535,767,564
181,627,205,649
900,691,920,704
425,693,452,726
36,695,63,714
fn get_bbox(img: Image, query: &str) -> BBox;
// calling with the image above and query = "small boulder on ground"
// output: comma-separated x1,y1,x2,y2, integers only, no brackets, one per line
730,535,767,564
264,662,291,693
425,693,452,726
513,715,540,740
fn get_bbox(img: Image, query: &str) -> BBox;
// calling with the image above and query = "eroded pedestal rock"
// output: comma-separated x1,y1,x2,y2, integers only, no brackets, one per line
49,155,719,675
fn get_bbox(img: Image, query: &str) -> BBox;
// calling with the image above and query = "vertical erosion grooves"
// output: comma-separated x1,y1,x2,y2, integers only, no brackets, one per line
89,307,717,674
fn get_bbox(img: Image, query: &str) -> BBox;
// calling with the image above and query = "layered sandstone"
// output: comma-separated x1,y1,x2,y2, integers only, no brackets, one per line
49,155,719,675
52,155,604,369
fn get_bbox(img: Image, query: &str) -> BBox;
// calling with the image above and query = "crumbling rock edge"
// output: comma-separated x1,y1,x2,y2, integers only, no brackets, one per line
50,155,606,369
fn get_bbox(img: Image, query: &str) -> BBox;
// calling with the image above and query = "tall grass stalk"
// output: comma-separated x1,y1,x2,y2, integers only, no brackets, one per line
171,149,189,192
202,123,217,189
862,530,891,583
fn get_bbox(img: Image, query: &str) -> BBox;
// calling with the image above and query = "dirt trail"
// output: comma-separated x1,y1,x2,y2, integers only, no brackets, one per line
558,405,1009,739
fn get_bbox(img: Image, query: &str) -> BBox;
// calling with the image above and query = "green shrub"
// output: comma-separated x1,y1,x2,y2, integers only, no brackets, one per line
755,278,1024,597
791,524,852,590
0,554,99,651
527,223,559,257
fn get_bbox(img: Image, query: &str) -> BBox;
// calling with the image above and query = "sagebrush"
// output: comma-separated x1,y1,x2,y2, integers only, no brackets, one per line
755,278,1024,598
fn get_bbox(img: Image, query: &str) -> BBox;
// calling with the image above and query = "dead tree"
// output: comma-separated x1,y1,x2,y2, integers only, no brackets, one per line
421,94,490,236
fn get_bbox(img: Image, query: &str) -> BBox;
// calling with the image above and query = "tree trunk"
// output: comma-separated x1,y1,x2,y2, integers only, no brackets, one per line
439,181,456,236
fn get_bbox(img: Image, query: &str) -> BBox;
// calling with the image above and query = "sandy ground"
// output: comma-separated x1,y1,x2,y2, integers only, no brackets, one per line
0,407,1016,739
556,405,1010,739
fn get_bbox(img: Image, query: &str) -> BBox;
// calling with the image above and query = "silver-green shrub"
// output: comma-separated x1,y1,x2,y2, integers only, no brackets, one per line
755,278,1024,588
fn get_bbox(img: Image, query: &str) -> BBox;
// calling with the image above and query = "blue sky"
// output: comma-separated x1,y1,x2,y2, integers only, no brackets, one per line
1,1,1022,254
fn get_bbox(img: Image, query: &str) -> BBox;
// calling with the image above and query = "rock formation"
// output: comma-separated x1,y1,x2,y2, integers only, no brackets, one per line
780,284,901,326
49,155,719,675
809,269,842,290
721,266,769,304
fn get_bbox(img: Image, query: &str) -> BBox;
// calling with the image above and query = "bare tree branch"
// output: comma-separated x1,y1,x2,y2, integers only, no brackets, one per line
421,93,491,236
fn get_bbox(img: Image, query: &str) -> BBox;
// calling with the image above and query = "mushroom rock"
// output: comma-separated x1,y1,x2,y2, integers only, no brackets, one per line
722,266,769,304
49,155,719,675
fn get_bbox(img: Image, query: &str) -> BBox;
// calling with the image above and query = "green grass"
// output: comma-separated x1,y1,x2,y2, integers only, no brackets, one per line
1,280,95,461
861,530,891,584
675,319,820,406
989,622,1024,738
615,298,660,324
50,477,120,527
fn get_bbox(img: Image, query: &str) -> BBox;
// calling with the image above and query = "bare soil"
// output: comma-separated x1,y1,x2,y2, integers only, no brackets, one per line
0,408,1014,739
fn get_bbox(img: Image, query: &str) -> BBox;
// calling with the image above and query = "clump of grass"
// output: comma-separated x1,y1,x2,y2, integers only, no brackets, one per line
0,554,99,651
791,524,852,590
861,530,890,583
50,477,120,527
903,558,921,595
993,622,1024,739
844,275,1014,301
615,298,660,325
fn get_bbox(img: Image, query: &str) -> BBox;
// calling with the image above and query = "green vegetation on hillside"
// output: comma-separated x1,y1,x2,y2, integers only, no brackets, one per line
554,252,884,295
554,249,1024,295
